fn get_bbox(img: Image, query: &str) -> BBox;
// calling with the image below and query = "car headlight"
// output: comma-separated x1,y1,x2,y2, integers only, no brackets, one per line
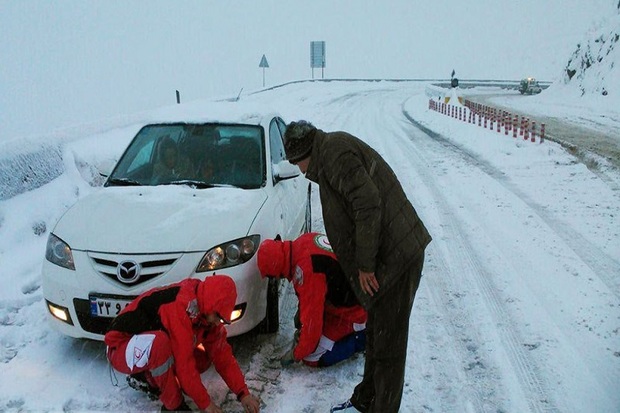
45,233,75,270
197,235,261,272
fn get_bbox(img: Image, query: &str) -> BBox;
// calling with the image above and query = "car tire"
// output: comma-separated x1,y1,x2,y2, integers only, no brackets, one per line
258,276,280,334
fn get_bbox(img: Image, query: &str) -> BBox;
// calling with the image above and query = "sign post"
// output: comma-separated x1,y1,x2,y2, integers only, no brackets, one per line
259,54,269,87
310,41,326,79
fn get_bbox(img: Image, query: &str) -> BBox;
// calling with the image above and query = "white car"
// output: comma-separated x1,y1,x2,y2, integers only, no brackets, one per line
42,101,310,340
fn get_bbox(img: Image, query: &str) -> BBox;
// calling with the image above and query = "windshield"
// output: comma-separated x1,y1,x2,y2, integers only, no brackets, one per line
107,123,266,189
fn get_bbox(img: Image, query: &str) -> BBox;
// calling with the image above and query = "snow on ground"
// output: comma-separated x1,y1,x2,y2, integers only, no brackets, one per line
0,80,619,413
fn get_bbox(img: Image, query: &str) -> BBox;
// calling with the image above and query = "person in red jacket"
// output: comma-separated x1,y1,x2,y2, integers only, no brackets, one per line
257,232,367,367
104,275,260,413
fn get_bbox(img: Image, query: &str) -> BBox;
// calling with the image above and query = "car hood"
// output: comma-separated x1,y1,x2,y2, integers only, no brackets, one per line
53,185,267,253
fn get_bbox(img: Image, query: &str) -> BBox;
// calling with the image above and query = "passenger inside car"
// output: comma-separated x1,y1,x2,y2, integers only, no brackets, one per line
195,155,224,184
152,135,191,183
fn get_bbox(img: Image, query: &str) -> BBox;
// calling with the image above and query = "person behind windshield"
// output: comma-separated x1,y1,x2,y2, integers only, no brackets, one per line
152,136,190,183
195,157,217,183
104,275,261,413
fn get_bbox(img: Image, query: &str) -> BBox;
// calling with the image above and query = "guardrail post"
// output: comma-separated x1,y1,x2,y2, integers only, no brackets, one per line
513,115,518,138
496,110,501,133
524,118,530,141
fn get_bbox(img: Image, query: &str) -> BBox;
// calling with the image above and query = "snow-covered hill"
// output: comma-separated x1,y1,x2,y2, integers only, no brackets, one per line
562,6,620,97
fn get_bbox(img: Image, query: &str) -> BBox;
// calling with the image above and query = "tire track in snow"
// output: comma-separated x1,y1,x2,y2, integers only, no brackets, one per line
391,116,562,413
402,108,620,301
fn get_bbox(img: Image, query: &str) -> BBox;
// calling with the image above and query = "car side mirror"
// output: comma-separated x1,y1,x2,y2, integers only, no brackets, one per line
273,160,301,182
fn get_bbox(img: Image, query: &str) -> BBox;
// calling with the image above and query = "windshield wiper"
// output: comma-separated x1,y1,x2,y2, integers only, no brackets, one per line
168,179,231,189
106,177,142,186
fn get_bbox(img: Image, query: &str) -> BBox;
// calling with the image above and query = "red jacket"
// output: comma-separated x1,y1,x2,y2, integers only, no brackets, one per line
258,232,367,361
104,277,248,410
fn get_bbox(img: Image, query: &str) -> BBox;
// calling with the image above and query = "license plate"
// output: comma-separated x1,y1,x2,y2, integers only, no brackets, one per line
89,295,133,318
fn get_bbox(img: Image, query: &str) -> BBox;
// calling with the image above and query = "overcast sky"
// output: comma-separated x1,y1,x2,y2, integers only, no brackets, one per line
0,0,614,142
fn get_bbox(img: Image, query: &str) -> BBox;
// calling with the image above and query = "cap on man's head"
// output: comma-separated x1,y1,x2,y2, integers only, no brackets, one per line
284,120,316,163
197,275,237,324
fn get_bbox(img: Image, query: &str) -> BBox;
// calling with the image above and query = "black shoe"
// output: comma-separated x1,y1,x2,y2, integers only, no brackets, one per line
161,400,192,412
126,372,161,401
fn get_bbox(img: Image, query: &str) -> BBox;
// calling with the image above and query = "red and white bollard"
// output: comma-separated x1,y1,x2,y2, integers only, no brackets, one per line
513,115,518,138
524,118,530,141
497,110,501,133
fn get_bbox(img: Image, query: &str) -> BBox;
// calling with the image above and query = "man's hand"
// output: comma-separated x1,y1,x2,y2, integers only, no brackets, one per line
204,402,223,413
280,347,296,367
358,270,379,296
240,394,261,413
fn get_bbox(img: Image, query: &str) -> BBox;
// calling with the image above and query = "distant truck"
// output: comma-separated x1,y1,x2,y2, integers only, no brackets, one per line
519,77,542,95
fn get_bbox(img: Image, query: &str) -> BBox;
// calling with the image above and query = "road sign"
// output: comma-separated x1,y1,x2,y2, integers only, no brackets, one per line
310,41,326,79
259,54,269,87
310,41,325,69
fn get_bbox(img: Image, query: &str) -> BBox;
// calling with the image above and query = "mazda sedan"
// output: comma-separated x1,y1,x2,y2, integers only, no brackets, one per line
42,102,309,340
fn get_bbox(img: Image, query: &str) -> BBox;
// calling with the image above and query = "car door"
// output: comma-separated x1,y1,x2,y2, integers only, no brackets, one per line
269,117,307,239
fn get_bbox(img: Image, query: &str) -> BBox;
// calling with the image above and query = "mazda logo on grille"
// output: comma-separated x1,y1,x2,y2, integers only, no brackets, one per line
116,260,141,284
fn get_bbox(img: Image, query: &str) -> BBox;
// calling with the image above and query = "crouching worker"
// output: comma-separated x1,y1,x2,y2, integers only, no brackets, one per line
257,232,367,367
104,275,261,413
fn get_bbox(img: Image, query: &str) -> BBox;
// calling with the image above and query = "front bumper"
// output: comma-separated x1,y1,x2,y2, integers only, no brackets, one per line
41,250,267,340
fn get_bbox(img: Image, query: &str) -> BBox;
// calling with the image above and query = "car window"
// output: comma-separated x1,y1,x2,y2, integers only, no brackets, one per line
216,126,265,188
276,117,287,137
126,141,154,174
108,123,266,189
269,118,286,164
109,125,185,182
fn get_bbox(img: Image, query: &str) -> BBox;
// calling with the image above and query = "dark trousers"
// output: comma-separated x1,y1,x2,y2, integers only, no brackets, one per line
350,251,424,413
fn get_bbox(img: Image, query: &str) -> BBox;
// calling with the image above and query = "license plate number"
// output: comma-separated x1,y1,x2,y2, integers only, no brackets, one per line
90,295,132,318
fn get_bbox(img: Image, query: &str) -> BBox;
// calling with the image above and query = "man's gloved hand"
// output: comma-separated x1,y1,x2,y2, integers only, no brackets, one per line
280,347,296,367
240,394,261,413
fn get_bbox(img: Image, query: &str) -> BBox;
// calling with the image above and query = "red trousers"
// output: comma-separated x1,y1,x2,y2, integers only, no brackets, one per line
323,304,367,342
106,330,211,409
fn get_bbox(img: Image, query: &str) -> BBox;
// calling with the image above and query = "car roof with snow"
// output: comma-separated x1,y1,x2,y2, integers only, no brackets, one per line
144,99,282,126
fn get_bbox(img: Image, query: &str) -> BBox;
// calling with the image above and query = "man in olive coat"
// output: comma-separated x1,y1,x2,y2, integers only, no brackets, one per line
284,120,432,413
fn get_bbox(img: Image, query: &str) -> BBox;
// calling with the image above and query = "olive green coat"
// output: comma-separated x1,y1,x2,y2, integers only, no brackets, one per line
304,129,432,309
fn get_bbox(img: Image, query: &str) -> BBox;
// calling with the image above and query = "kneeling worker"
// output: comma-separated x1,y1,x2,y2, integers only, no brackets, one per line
257,232,367,367
104,275,260,413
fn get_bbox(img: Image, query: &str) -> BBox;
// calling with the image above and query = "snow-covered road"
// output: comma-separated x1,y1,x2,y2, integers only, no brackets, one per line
0,81,618,413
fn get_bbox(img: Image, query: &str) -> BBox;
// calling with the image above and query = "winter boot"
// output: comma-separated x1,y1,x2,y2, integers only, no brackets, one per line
126,372,161,401
330,399,362,412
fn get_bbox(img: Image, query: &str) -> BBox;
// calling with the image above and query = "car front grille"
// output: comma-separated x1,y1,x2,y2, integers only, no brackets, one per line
88,251,182,287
